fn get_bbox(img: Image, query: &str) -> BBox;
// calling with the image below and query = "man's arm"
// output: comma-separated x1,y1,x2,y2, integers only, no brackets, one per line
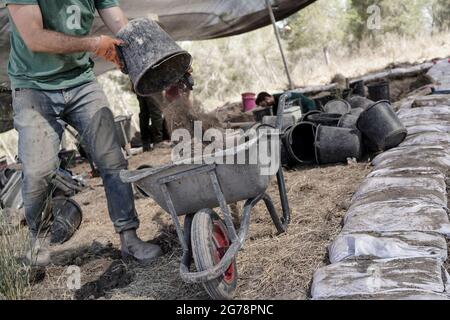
98,6,128,35
7,4,99,54
7,4,123,67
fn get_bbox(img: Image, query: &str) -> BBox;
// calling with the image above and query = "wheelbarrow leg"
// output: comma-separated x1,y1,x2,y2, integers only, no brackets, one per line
208,171,238,242
276,167,291,229
181,214,194,270
160,183,189,253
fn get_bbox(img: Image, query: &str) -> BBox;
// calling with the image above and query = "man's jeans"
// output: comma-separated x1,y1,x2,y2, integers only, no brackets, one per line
12,81,139,236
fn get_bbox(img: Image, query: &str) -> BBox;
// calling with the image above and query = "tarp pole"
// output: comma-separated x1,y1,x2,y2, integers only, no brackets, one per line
266,0,294,90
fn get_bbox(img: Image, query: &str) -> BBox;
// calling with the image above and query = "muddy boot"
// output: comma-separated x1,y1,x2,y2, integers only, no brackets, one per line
120,229,163,264
25,234,51,267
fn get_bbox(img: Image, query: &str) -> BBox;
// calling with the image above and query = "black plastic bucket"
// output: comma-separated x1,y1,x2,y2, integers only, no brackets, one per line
117,18,192,96
314,125,363,164
50,197,83,244
301,110,322,122
357,100,407,151
283,122,318,165
306,113,342,127
350,108,364,117
323,99,351,115
0,90,13,134
349,80,365,96
346,96,374,110
338,114,359,130
367,81,390,102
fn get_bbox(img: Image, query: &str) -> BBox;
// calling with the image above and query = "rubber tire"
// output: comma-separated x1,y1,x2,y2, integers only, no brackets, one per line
191,209,238,300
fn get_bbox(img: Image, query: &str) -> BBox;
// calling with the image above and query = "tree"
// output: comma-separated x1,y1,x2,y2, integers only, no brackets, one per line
287,0,348,64
432,0,450,31
347,0,432,46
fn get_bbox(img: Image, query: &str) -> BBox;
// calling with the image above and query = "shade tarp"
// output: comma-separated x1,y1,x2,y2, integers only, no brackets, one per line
0,0,316,85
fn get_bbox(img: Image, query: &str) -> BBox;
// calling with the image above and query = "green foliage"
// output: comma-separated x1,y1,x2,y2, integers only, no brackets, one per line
287,0,348,52
432,0,450,31
348,0,432,45
287,0,450,49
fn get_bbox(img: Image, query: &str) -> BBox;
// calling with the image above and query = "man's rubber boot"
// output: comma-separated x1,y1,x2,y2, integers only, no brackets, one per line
120,229,163,264
25,234,51,267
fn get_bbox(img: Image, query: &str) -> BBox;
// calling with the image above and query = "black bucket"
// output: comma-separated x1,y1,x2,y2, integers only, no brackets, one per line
367,81,390,102
357,100,407,152
283,122,318,165
280,126,293,167
349,80,365,96
50,197,83,244
301,110,322,122
306,113,342,127
347,96,374,110
0,90,13,134
323,99,351,115
350,107,364,117
338,114,359,130
117,18,192,96
314,125,363,164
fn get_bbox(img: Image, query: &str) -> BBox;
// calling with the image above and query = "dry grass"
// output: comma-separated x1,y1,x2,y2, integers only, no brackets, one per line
0,210,30,300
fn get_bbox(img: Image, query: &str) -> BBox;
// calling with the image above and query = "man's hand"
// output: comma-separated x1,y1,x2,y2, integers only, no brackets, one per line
92,35,124,69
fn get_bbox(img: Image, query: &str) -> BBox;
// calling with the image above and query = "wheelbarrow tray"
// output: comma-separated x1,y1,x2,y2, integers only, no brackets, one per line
123,163,270,215
121,132,274,215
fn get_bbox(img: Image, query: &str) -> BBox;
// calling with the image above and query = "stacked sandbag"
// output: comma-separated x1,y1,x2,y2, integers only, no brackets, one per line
311,93,450,300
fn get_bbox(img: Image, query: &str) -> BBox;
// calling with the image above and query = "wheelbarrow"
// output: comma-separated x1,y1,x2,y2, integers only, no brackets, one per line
120,93,293,300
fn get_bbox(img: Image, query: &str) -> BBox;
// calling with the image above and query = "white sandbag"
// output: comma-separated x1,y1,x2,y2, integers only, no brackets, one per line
311,257,449,299
372,145,449,166
372,146,450,175
314,290,450,300
397,106,450,120
400,132,450,147
402,119,450,129
328,231,448,264
342,200,450,236
367,166,445,180
406,124,450,135
352,176,447,206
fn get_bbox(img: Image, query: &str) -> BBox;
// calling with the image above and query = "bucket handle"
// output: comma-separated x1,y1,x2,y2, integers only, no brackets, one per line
116,45,129,75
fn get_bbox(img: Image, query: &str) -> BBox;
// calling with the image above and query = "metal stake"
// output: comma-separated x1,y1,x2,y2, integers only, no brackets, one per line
266,0,294,90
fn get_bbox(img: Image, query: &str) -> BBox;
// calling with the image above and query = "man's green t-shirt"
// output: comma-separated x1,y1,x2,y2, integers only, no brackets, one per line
4,0,119,90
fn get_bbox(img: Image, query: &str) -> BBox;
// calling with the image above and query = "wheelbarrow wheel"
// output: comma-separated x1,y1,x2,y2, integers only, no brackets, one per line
191,209,237,300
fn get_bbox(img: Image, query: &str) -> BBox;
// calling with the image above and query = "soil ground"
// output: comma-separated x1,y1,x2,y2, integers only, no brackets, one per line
26,149,371,300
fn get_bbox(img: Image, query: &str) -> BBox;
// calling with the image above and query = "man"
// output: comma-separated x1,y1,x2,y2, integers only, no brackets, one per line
136,92,169,152
255,91,317,115
5,0,162,266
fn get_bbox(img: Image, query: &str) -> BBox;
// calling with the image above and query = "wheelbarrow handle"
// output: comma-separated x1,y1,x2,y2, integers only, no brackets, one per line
275,91,294,130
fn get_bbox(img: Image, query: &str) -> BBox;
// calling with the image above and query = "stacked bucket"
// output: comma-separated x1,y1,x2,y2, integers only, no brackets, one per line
281,96,407,167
